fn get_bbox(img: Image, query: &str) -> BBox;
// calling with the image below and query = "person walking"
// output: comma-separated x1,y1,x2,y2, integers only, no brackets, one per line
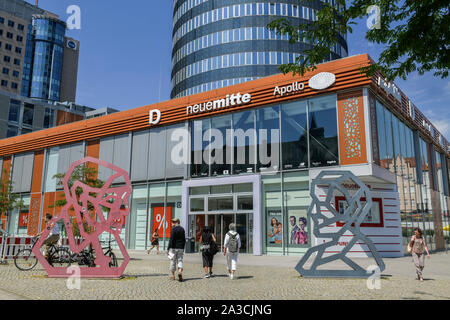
409,227,430,282
200,226,217,278
223,223,241,280
147,228,160,255
166,218,186,282
38,213,61,259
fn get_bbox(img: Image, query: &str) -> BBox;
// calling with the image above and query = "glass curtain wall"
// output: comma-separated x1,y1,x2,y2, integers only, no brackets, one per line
375,100,443,252
190,94,338,178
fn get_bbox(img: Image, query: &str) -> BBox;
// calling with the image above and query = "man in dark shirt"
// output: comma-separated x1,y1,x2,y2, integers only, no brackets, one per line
166,218,186,282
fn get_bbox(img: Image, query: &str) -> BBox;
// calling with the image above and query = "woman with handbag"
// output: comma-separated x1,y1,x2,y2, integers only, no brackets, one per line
200,226,217,278
408,227,430,282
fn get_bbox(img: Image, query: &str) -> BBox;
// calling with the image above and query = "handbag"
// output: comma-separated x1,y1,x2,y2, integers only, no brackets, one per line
407,243,412,254
209,241,219,256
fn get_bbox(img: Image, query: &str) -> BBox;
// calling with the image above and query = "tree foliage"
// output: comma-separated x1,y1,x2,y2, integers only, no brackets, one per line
52,164,105,236
0,169,25,218
267,0,449,80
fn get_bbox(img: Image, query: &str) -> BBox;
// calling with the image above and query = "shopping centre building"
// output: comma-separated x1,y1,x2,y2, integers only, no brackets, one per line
0,54,449,257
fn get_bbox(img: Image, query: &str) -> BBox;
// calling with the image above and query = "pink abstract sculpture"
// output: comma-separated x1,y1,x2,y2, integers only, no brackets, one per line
32,157,132,278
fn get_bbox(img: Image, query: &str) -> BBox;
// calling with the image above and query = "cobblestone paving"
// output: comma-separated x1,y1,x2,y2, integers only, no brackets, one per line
0,252,449,300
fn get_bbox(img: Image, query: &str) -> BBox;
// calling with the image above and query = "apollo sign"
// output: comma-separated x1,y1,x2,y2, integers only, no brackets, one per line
308,72,336,90
273,82,305,96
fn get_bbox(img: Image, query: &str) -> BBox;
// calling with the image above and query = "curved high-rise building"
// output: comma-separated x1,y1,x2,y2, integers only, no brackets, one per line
171,0,348,98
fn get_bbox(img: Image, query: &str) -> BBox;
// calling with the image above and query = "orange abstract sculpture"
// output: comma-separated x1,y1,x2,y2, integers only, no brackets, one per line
33,157,132,278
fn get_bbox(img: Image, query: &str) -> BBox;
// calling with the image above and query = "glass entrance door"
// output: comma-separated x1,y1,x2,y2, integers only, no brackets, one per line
209,214,234,252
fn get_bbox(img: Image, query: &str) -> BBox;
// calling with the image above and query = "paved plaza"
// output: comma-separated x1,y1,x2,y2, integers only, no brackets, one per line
0,251,449,300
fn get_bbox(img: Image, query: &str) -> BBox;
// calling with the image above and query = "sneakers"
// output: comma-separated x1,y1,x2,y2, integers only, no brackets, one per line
209,272,213,278
230,274,234,280
178,274,183,282
204,273,210,279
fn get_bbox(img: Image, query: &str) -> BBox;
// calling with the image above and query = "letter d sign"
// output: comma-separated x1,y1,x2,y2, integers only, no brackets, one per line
149,109,161,125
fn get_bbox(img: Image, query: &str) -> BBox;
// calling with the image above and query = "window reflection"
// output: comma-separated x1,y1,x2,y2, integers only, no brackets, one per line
308,95,338,167
281,100,308,169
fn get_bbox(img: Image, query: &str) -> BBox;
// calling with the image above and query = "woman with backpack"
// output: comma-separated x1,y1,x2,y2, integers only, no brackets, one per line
223,223,241,280
200,226,217,278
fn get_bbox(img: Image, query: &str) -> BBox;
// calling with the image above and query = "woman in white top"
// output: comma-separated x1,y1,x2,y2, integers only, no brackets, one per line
223,223,241,280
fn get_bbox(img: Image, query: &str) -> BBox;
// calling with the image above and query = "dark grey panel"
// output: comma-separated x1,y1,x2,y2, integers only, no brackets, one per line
113,134,131,182
69,143,84,165
11,154,24,193
131,130,150,182
32,104,45,131
148,127,167,180
20,153,34,192
0,93,10,122
57,144,71,175
165,123,187,179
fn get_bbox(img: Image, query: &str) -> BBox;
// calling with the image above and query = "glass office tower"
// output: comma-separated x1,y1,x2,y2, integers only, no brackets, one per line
171,0,348,98
21,15,66,102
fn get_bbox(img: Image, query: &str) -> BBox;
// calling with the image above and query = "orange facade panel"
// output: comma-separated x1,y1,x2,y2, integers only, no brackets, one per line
337,90,367,165
31,150,44,194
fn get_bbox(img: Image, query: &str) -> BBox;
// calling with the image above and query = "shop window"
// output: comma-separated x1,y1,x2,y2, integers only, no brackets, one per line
257,106,280,173
281,99,308,170
308,94,339,167
232,110,256,175
191,118,210,178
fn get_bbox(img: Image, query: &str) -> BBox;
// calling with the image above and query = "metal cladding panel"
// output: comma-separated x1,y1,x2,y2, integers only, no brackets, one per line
20,153,34,193
148,127,166,180
165,123,186,179
112,134,130,183
69,143,85,165
131,130,150,182
99,137,114,182
12,154,24,193
57,144,71,175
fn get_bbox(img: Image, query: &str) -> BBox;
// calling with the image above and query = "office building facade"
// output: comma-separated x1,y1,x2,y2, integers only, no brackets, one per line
171,0,348,98
0,90,98,139
0,0,79,102
0,55,448,257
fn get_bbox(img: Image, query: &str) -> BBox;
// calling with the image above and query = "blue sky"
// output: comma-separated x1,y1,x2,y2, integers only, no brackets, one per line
30,1,449,138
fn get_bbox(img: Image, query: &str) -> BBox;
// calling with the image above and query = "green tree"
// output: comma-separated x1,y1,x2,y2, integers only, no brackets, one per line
0,169,25,218
51,164,105,237
267,0,449,80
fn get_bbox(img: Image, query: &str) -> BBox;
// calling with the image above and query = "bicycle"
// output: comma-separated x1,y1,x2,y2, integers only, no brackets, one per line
14,236,71,271
101,239,118,267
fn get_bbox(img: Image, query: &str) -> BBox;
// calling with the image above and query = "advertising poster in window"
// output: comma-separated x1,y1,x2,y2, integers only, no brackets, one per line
335,197,383,227
267,210,282,245
287,209,309,245
19,212,29,228
152,206,173,238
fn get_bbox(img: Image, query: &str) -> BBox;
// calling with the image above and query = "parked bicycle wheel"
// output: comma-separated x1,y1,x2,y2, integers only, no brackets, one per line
14,249,38,271
108,252,118,267
49,248,72,267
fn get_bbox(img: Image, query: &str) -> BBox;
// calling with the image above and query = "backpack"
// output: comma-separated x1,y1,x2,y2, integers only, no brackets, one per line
227,232,239,253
